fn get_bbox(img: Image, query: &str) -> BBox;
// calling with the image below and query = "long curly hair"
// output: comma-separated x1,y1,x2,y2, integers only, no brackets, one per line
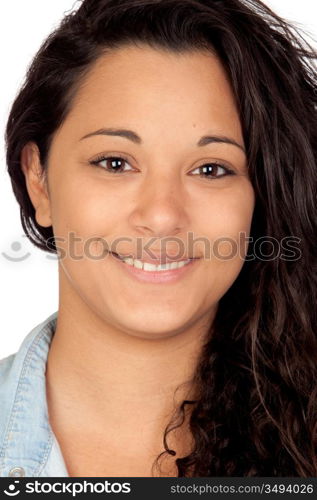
5,0,317,476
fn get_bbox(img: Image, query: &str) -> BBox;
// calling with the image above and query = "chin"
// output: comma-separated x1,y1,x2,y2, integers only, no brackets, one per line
118,312,195,339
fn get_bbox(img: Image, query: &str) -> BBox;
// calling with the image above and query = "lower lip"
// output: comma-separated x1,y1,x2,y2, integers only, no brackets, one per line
110,253,200,284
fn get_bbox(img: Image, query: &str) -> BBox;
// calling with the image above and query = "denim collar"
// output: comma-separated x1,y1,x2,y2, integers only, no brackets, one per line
0,312,69,477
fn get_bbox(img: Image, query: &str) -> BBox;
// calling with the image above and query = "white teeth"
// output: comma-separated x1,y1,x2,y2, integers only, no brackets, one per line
133,259,143,270
143,262,158,271
119,256,191,271
123,257,134,266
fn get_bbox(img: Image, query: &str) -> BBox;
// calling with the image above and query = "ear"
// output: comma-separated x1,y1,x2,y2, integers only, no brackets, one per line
21,142,52,228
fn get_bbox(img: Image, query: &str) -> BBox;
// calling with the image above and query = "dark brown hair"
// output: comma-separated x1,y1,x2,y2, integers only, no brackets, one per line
5,0,317,476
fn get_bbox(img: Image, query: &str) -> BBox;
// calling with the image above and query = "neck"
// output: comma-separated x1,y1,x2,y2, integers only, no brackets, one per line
46,267,215,455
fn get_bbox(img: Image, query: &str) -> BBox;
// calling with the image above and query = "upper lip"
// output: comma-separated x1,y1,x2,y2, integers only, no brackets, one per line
111,251,200,265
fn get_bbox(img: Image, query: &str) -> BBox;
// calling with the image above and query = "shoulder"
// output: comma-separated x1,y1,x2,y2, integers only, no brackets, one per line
0,310,58,388
0,312,58,464
0,353,15,382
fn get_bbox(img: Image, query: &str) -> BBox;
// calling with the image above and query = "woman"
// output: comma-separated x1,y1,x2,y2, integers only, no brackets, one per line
1,0,316,478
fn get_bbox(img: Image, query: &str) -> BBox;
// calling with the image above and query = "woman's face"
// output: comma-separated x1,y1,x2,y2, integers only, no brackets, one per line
28,44,255,339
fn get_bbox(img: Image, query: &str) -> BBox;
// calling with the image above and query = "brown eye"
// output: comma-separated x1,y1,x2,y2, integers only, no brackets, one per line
90,155,133,173
190,162,235,179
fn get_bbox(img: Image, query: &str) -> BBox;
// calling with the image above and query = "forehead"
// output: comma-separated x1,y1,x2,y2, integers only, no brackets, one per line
56,44,243,146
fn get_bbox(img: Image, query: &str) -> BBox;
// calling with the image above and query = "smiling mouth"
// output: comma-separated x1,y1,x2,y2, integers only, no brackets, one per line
110,251,198,272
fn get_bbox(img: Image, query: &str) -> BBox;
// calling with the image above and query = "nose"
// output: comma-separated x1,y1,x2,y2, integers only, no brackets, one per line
129,171,190,238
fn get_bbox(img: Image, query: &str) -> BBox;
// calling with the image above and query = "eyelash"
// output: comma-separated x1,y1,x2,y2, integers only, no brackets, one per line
89,155,236,180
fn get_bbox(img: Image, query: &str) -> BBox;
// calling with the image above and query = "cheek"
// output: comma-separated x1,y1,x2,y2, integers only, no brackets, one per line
197,180,254,238
198,182,254,292
209,206,254,261
50,176,125,239
48,174,129,266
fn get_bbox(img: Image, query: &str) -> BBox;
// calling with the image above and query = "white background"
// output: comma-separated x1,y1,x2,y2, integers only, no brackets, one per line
0,1,316,358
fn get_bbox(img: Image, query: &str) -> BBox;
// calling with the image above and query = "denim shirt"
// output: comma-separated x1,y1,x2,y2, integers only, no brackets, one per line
0,312,69,477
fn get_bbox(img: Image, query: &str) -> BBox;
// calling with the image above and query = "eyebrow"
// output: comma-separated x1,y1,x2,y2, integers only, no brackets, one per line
80,128,246,153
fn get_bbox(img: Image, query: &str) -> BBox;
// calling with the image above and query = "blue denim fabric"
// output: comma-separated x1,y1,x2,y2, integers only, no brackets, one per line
0,312,69,477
